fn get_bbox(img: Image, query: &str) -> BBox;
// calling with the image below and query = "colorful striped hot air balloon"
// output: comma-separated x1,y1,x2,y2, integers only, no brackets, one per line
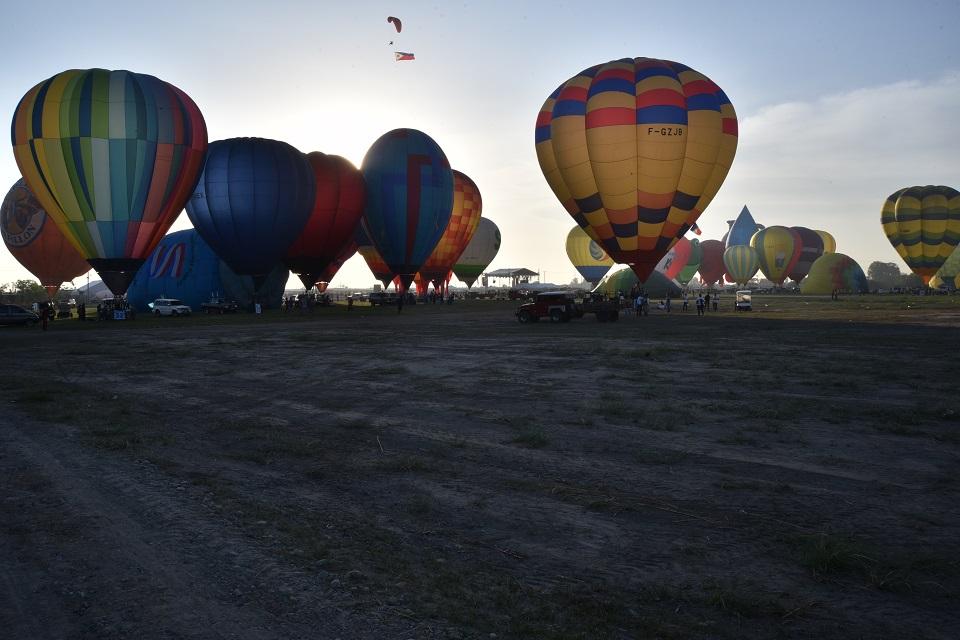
2,179,89,298
566,225,614,284
419,170,483,293
800,253,868,294
286,153,365,290
535,57,738,281
881,185,960,285
361,129,453,293
723,245,759,286
11,68,207,296
453,218,500,288
750,226,802,286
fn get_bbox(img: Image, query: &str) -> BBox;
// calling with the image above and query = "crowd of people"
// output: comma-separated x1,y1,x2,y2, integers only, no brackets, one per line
617,284,723,318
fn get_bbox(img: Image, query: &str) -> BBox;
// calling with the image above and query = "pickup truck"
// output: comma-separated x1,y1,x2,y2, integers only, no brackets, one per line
200,297,240,314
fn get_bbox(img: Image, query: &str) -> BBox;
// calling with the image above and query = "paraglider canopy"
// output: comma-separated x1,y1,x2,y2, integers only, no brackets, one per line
387,16,402,32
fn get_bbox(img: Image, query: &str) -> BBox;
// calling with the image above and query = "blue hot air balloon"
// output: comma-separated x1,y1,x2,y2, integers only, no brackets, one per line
360,129,453,292
724,205,763,249
126,229,288,311
186,138,315,289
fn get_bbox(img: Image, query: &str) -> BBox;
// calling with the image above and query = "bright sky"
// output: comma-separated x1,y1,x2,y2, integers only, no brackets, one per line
2,0,959,290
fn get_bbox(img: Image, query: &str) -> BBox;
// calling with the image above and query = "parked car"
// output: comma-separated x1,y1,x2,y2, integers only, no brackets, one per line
151,298,192,317
199,297,240,314
0,303,40,326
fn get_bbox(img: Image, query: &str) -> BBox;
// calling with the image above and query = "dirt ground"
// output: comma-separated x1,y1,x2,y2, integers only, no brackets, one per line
2,295,959,639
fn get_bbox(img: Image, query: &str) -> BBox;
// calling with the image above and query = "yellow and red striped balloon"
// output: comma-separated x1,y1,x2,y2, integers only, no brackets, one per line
536,57,737,281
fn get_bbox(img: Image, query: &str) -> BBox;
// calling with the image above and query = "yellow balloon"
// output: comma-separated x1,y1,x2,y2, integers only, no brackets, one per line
536,58,738,281
814,230,836,254
566,226,613,283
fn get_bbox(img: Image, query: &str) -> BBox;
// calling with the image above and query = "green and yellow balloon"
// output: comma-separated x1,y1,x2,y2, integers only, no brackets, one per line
881,185,960,285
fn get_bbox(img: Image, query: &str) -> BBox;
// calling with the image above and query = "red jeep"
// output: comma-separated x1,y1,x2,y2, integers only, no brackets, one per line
516,291,582,323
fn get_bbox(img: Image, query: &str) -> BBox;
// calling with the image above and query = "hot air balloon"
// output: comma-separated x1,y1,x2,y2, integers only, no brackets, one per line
655,236,693,281
800,253,868,294
725,206,762,248
285,153,365,290
453,218,500,288
930,246,960,290
881,186,960,285
2,179,89,298
535,57,738,281
315,240,357,293
750,226,802,286
360,129,453,293
125,229,287,311
594,266,681,299
723,245,759,286
787,227,824,283
11,68,207,296
566,225,613,285
815,230,836,254
356,224,394,288
419,170,483,294
186,138,314,291
677,238,702,286
698,239,726,286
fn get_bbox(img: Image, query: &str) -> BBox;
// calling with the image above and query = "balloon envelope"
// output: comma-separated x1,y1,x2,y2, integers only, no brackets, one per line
698,239,726,286
594,266,681,299
316,240,358,291
126,229,286,310
286,153,365,289
677,238,702,286
787,227,824,283
419,170,483,288
566,225,613,284
186,138,315,286
725,206,761,248
800,253,868,294
815,230,836,254
2,179,89,297
355,224,394,287
655,236,692,281
881,185,960,284
11,68,207,296
453,218,500,287
361,129,454,292
723,245,759,285
750,226,802,285
536,57,738,281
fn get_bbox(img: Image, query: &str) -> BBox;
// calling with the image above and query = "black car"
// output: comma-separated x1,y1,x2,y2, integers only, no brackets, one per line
0,304,40,326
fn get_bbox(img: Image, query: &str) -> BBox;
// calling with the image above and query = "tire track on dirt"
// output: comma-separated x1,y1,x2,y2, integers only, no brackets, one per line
0,414,422,639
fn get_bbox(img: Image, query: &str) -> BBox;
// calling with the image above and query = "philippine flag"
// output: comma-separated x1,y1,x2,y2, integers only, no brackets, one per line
394,52,415,61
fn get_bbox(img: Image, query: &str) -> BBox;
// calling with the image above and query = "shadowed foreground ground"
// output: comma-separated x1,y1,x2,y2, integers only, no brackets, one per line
1,295,958,639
